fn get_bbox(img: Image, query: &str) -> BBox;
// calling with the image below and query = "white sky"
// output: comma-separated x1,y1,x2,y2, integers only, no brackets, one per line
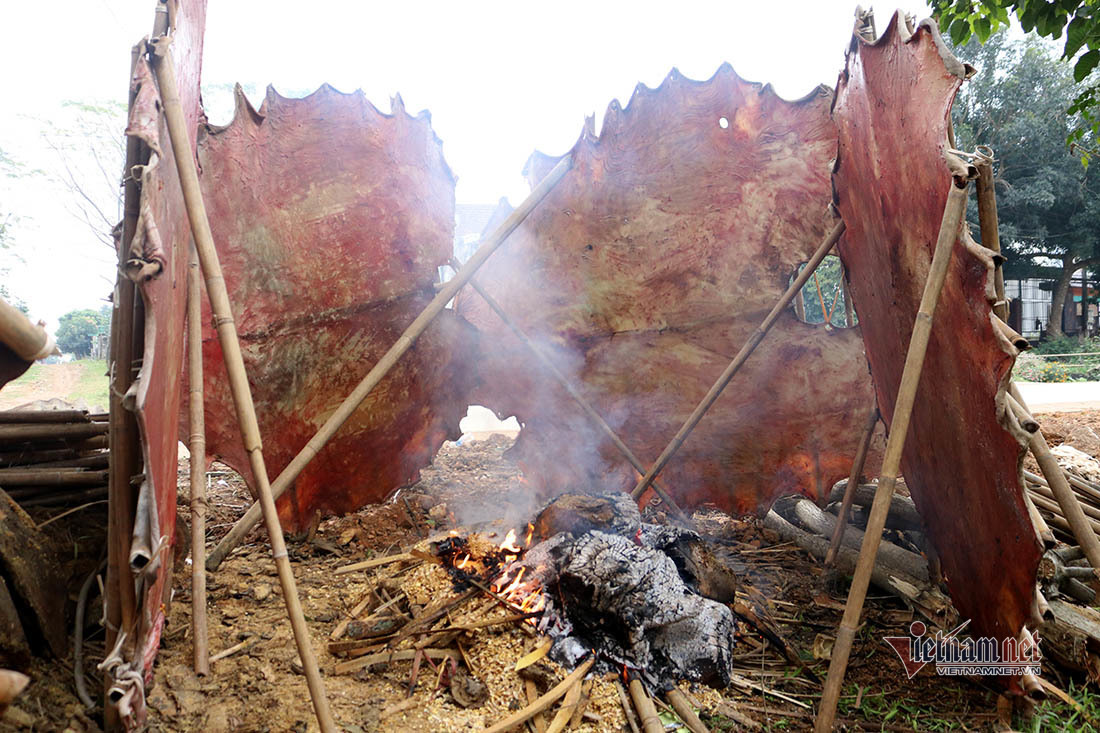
0,0,932,331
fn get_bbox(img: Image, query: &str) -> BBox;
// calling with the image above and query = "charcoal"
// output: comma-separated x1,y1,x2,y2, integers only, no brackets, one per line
538,530,735,688
531,492,641,542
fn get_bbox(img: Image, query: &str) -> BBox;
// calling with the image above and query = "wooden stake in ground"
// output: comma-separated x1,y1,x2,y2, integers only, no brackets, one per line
206,155,573,572
186,246,209,676
815,178,971,732
631,219,846,500
824,406,879,567
149,36,335,732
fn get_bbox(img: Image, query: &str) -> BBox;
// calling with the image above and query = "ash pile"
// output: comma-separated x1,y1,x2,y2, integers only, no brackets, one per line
517,492,738,690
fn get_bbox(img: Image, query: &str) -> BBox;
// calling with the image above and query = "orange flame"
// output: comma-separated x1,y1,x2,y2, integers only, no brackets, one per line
524,523,534,547
500,528,522,553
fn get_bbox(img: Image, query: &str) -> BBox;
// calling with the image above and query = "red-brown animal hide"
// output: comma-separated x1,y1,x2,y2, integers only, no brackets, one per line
191,86,475,530
456,65,883,514
119,0,207,705
832,13,1040,643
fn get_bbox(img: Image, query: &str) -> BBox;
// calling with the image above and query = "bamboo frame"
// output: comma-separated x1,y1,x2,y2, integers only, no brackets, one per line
631,219,846,500
459,262,690,522
149,37,335,731
0,297,55,362
824,405,880,567
815,179,970,732
205,154,572,572
628,679,665,733
186,245,209,676
1009,386,1100,573
975,158,1008,321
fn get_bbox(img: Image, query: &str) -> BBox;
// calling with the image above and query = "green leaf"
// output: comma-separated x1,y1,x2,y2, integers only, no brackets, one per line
974,15,993,41
1065,16,1090,57
1075,49,1100,82
950,17,973,45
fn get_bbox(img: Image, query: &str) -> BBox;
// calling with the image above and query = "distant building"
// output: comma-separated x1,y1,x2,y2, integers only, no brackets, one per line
1005,273,1097,339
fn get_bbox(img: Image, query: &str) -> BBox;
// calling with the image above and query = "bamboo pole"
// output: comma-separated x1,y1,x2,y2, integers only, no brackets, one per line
632,219,845,500
628,679,665,733
187,245,209,676
206,153,572,573
484,658,593,733
1025,468,1100,507
1024,490,1058,547
0,469,108,486
667,689,710,733
459,262,691,522
149,37,335,732
0,411,91,423
824,406,879,567
0,423,107,443
975,159,1008,321
1008,386,1100,574
0,297,56,363
816,179,970,732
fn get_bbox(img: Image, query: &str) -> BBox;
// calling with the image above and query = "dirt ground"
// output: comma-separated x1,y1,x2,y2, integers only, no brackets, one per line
8,413,1100,732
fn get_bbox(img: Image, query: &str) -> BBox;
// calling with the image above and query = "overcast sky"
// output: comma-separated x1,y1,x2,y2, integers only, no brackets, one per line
0,0,932,332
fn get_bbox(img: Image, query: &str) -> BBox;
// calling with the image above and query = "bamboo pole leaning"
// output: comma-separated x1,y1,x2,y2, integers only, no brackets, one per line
149,36,335,732
0,296,57,363
458,260,691,523
206,154,573,573
1009,386,1100,575
974,156,1008,321
816,178,971,732
824,406,879,567
186,246,209,676
631,218,846,500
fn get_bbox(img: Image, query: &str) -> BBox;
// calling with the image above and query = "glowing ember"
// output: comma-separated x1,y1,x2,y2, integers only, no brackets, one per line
500,528,522,553
524,522,534,547
434,529,548,626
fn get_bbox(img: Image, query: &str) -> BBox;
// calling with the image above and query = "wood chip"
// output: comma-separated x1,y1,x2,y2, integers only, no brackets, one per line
515,640,552,671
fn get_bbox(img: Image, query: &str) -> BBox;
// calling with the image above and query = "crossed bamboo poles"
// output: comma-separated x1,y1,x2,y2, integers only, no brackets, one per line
152,24,1089,733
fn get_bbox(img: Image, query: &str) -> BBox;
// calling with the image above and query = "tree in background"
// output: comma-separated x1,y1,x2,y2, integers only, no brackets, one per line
55,307,109,358
952,32,1100,338
934,0,1100,165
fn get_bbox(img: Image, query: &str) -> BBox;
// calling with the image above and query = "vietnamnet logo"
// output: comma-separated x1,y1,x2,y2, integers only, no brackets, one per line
884,620,1042,678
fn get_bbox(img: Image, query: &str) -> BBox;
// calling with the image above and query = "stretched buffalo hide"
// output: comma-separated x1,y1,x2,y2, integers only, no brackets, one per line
112,0,208,718
456,65,883,514
832,12,1040,645
191,86,477,530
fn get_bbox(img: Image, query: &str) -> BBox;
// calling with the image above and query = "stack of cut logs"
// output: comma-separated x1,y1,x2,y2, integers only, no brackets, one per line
1024,467,1100,546
0,410,109,508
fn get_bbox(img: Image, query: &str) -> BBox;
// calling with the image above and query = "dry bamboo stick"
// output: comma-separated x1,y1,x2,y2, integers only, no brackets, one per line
209,636,257,663
0,296,55,362
460,264,690,522
975,159,1008,321
545,677,583,733
632,219,845,500
483,658,594,733
526,680,548,733
616,681,642,733
333,648,460,676
816,179,970,732
0,423,107,443
21,454,110,470
0,469,108,486
334,552,413,575
1008,388,1100,574
628,679,664,733
1025,469,1100,507
187,245,209,677
1030,483,1100,523
207,158,572,574
18,486,108,508
150,36,334,732
667,688,710,733
825,406,879,567
1027,491,1100,537
0,410,90,424
1024,490,1058,546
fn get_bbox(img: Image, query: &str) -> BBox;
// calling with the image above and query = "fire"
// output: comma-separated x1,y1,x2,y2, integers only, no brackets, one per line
524,522,534,547
457,554,470,569
500,528,522,553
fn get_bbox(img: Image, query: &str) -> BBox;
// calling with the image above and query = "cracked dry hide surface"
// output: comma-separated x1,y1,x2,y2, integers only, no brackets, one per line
832,13,1040,643
455,65,882,515
190,86,478,530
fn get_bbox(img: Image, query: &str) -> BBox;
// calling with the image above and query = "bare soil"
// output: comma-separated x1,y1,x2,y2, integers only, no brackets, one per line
9,413,1100,732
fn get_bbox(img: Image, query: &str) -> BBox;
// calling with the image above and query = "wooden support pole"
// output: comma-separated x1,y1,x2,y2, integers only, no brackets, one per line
975,158,1008,321
149,37,335,732
186,245,209,676
667,689,710,733
1009,386,1100,574
815,179,970,732
632,219,845,500
824,406,880,567
206,153,572,573
0,297,55,363
628,679,665,733
459,262,691,523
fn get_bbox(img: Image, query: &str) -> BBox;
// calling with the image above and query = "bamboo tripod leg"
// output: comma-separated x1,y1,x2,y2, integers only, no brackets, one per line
631,219,846,500
1008,386,1100,573
459,262,691,523
205,156,572,573
815,180,970,732
975,159,1008,321
824,406,879,567
150,38,335,732
186,246,209,676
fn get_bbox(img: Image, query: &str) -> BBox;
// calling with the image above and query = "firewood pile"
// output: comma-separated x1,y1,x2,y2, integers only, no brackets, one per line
322,493,768,732
0,409,109,508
